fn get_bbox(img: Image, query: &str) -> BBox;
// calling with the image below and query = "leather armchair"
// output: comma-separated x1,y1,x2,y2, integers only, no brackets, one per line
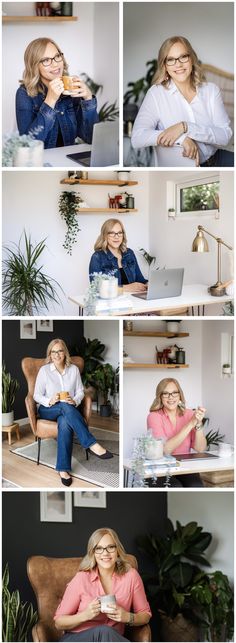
21,357,92,465
27,556,152,642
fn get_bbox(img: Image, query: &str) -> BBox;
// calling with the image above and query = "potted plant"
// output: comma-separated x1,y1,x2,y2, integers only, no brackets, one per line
86,363,115,417
2,129,44,167
2,231,63,316
2,364,19,426
190,570,234,642
58,191,82,255
222,363,231,375
205,427,225,451
166,320,181,334
84,272,118,314
137,519,212,642
168,208,176,219
2,564,37,641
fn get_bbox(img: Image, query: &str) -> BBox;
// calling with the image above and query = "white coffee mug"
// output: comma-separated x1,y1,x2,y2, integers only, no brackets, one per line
100,594,116,613
218,443,233,457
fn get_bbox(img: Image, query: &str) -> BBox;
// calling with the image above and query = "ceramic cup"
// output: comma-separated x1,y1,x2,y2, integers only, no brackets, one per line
218,443,234,458
59,391,69,401
100,595,116,613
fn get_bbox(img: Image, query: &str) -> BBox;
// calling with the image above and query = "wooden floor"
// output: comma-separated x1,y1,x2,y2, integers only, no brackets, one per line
2,424,99,489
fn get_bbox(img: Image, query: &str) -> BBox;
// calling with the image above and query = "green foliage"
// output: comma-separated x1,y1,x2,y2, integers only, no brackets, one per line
222,301,234,316
2,231,62,316
205,428,225,449
137,519,212,619
86,363,115,405
124,59,157,105
70,337,105,387
2,364,19,413
2,564,38,642
190,570,234,641
180,182,219,213
80,73,119,121
58,191,82,255
2,128,43,166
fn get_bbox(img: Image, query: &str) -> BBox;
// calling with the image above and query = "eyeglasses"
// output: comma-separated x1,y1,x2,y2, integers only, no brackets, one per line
94,545,117,555
162,391,180,398
107,232,123,238
165,54,190,67
39,52,64,67
51,349,64,356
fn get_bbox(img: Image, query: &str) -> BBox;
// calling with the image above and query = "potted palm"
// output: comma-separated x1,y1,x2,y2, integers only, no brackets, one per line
2,564,37,641
87,363,115,417
2,364,19,426
2,231,62,315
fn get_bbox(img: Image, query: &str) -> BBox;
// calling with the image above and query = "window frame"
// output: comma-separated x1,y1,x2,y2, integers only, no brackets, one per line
175,174,220,219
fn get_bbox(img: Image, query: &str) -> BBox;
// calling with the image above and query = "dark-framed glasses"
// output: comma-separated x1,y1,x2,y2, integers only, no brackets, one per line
94,545,117,555
162,391,180,398
39,52,64,67
107,232,123,238
165,54,190,67
51,349,64,356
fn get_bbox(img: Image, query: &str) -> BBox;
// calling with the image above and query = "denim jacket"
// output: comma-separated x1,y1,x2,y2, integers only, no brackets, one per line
15,85,99,148
89,248,147,285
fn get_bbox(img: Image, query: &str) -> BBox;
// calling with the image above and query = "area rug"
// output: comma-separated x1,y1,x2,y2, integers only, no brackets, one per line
2,478,21,489
11,428,119,488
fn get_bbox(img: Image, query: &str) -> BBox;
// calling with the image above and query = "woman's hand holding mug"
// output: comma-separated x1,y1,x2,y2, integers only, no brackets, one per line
49,393,60,406
45,78,64,107
105,603,130,624
70,77,92,100
84,598,101,620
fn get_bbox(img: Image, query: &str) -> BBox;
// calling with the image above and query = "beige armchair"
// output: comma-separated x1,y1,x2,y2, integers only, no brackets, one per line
27,555,152,642
21,356,92,465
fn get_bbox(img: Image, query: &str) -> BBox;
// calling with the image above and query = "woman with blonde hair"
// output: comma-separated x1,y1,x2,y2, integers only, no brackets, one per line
16,38,98,148
131,36,233,166
54,527,151,641
147,378,207,487
34,338,113,486
89,219,147,293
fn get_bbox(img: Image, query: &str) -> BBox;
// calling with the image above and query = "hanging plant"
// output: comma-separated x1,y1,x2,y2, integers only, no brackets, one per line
59,191,82,255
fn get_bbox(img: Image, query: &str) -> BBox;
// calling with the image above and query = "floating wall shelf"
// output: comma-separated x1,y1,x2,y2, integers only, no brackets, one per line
3,16,78,22
123,331,189,338
123,364,189,369
60,179,138,186
77,208,138,214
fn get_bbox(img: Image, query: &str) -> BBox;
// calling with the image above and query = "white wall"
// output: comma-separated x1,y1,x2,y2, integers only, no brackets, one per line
2,169,150,315
149,170,234,315
124,2,234,92
84,319,119,368
168,491,234,581
202,320,234,442
2,2,119,135
123,319,234,457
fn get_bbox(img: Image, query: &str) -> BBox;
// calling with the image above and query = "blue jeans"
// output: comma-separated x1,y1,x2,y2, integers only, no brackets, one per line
201,148,234,167
38,402,97,471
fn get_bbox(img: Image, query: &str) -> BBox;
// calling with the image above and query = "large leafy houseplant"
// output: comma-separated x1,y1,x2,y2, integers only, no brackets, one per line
2,364,19,414
69,337,105,388
86,363,115,416
2,231,62,315
58,191,82,254
2,564,37,642
190,570,234,642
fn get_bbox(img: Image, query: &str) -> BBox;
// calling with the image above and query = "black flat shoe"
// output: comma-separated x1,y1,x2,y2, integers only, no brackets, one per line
59,474,72,486
86,448,113,460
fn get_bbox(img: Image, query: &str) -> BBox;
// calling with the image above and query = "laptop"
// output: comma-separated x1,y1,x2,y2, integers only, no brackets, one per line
66,121,119,167
132,268,184,300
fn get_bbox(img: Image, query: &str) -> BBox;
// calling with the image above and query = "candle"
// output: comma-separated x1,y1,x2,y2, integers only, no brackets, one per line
99,278,118,299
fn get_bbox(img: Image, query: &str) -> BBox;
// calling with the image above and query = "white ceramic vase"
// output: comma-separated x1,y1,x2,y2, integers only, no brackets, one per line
13,140,44,167
99,278,118,299
2,410,14,426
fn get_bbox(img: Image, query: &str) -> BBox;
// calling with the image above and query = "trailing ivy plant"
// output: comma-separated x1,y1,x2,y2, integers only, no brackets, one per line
59,191,82,255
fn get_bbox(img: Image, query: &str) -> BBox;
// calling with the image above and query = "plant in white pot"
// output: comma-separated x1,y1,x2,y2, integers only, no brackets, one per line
222,363,231,375
2,363,19,426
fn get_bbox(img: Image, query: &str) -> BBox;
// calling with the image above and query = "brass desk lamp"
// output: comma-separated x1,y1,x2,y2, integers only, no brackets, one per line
192,225,233,296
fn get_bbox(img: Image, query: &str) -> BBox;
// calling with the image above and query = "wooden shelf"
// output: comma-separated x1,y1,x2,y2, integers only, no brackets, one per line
77,208,138,213
3,16,78,22
124,363,189,369
123,331,189,338
60,179,138,186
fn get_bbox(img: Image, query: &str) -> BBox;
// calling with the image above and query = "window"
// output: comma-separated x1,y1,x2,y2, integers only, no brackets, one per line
176,175,220,218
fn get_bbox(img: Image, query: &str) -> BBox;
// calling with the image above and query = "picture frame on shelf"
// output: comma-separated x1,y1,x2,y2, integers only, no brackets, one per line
74,491,107,508
20,320,36,339
40,492,72,523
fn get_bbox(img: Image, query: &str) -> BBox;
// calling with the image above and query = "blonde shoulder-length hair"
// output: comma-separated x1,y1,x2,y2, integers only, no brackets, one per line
149,378,185,415
94,219,127,253
46,338,71,367
152,36,206,89
20,38,69,97
79,528,131,575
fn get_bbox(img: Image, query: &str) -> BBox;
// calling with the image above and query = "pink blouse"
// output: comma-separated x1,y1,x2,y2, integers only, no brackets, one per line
147,408,195,454
54,566,151,635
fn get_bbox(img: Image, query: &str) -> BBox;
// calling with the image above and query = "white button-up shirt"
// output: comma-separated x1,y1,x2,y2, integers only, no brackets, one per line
34,362,84,408
131,80,232,163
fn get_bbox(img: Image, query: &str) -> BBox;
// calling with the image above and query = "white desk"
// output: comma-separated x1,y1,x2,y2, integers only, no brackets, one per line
69,284,232,316
123,453,234,487
44,144,91,167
